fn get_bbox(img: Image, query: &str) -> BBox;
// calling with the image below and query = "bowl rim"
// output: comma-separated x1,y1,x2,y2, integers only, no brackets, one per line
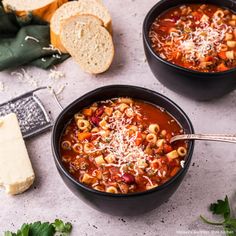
52,85,195,198
143,0,236,76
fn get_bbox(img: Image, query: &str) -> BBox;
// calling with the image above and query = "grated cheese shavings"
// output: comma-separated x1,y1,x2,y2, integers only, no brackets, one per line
91,105,152,175
0,81,4,92
180,160,185,168
11,69,38,87
177,15,231,63
25,36,39,43
43,44,62,55
49,68,65,80
143,176,154,186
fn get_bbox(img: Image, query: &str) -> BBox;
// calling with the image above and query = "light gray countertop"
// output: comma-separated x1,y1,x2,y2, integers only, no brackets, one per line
0,0,236,235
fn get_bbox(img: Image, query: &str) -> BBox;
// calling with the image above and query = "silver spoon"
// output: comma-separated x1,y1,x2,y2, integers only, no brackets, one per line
170,134,236,144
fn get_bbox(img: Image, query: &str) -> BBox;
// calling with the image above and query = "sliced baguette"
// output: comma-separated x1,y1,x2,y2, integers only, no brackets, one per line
50,0,112,52
2,0,68,22
60,15,114,74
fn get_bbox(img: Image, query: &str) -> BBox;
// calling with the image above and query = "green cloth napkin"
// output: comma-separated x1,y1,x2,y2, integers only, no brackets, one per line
0,3,69,71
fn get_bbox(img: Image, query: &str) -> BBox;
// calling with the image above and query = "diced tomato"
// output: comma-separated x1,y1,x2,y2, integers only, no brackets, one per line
135,132,143,146
169,159,179,167
163,144,173,153
109,167,120,181
135,175,147,185
182,62,194,68
205,56,213,62
78,132,92,141
90,134,99,141
162,21,175,27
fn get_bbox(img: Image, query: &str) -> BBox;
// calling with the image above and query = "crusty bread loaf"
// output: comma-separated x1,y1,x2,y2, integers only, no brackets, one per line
60,15,114,74
2,0,68,22
50,0,112,52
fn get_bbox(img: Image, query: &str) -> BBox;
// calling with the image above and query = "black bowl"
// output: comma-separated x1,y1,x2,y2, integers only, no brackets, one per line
52,85,194,216
143,0,236,101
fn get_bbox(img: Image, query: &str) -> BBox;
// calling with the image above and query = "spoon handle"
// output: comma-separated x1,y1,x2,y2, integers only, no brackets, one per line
170,134,236,144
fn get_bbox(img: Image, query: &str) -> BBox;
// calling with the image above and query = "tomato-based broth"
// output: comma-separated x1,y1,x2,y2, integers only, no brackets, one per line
60,98,188,194
149,4,236,72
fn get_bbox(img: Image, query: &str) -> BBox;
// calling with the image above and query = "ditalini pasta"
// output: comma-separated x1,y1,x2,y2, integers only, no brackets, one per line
149,4,236,72
60,98,188,194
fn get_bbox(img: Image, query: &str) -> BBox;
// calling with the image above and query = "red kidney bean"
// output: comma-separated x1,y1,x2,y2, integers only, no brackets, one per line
90,116,100,126
173,16,180,22
122,173,135,185
95,106,104,117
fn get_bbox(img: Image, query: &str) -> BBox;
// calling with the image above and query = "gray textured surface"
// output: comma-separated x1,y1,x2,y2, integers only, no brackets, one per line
0,0,236,235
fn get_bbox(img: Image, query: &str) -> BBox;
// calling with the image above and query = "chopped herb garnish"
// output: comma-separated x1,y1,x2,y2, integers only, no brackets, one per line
4,219,72,236
201,196,236,236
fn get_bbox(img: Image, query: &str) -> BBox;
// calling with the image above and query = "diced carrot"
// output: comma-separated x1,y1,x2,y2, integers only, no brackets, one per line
217,63,229,72
135,132,143,146
218,51,227,60
82,108,93,117
78,132,92,141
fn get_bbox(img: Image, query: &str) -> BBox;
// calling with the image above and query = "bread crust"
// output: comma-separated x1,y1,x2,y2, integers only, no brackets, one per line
3,0,68,22
50,29,67,53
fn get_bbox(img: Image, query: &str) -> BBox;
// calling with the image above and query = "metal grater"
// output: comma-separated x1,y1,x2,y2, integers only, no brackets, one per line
0,87,53,139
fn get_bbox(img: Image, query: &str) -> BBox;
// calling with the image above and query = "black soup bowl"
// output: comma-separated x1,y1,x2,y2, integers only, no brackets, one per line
52,85,194,216
143,0,236,101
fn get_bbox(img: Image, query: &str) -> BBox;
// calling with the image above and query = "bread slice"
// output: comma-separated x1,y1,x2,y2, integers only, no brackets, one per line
50,0,112,52
60,15,114,74
2,0,68,22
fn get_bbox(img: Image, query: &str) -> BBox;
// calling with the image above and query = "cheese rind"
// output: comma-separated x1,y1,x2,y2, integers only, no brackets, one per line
0,113,35,195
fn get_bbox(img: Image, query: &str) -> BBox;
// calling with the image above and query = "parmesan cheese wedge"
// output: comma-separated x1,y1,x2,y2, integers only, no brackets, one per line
2,0,68,22
0,113,35,195
50,0,112,52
